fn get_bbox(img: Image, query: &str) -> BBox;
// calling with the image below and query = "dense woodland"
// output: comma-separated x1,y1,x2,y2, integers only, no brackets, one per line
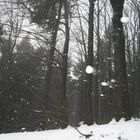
0,0,140,133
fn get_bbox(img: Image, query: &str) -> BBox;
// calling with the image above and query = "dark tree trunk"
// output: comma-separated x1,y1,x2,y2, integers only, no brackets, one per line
44,4,63,129
135,11,140,117
109,0,131,120
85,0,95,125
94,0,100,124
45,4,62,95
60,1,69,128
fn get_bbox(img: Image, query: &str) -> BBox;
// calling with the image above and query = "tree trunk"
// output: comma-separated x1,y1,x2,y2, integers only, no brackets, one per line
110,0,131,120
135,11,140,117
60,1,70,128
85,0,95,125
45,4,62,95
94,0,100,124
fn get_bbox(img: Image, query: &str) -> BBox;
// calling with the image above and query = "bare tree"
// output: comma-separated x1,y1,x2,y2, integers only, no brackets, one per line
109,0,131,120
85,0,96,125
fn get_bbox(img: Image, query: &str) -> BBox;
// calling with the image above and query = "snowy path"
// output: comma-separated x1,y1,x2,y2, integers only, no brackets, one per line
0,119,140,140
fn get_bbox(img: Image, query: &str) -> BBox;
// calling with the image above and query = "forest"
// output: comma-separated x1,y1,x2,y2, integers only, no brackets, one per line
0,0,140,133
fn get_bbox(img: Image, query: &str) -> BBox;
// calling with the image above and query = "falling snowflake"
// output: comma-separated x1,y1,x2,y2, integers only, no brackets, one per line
120,17,129,23
111,79,116,83
100,94,105,97
0,52,2,58
101,82,109,86
14,61,17,64
85,65,96,74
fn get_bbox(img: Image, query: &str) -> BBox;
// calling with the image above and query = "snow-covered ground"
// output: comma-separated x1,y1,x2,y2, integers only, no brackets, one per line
0,118,140,140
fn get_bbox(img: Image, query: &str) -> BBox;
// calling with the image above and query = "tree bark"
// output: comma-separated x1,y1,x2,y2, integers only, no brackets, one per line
110,0,131,120
135,11,140,117
45,3,62,95
85,0,95,125
60,0,70,128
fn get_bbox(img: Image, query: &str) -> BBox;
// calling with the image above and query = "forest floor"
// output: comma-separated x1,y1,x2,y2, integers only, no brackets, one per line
0,118,140,140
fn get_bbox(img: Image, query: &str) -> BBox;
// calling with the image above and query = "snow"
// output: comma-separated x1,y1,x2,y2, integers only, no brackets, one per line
0,119,140,140
85,65,96,74
21,128,26,131
0,52,2,58
70,71,78,80
111,79,116,83
101,82,109,86
100,94,105,97
120,17,129,23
